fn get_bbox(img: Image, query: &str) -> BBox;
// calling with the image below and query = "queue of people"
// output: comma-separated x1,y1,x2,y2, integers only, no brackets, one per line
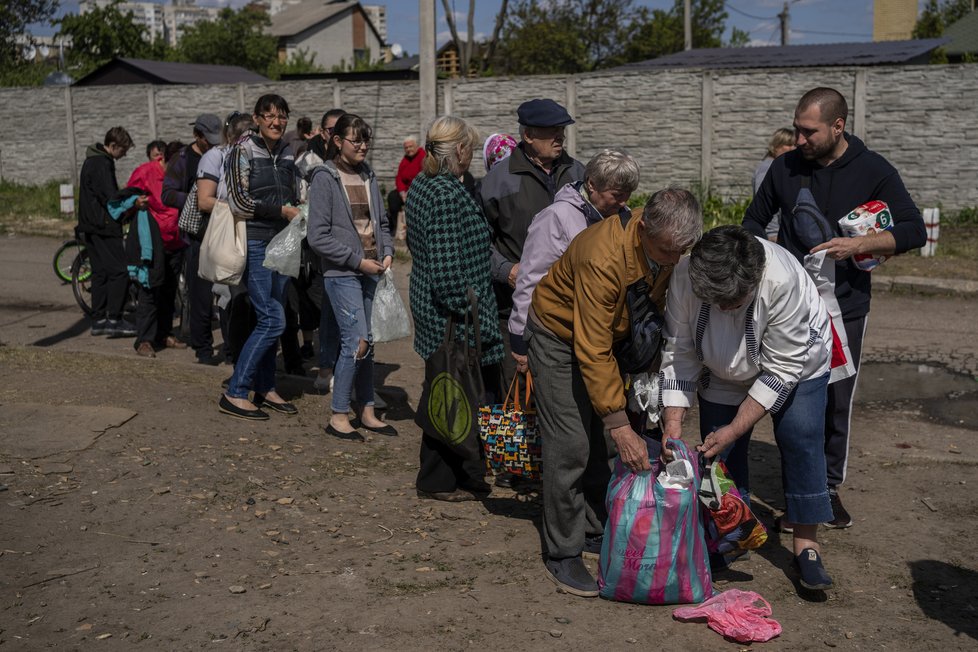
76,84,925,602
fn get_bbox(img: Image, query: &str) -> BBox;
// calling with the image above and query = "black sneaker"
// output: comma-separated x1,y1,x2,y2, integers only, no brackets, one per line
544,556,599,598
825,489,853,528
106,319,137,338
582,534,603,560
794,548,833,590
91,319,109,336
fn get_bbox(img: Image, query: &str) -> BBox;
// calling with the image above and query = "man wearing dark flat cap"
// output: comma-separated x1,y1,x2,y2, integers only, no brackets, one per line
478,99,586,482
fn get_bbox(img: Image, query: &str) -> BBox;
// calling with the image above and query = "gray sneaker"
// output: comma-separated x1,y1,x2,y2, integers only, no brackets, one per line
544,556,599,597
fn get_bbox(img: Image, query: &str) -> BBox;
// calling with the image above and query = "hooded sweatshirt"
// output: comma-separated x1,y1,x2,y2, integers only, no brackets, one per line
743,133,925,320
77,143,121,237
508,181,628,355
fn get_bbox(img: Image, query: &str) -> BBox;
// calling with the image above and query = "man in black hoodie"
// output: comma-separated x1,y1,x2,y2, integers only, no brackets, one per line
77,126,140,337
743,87,926,528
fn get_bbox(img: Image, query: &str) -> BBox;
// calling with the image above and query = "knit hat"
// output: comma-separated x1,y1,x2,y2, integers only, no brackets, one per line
482,133,518,173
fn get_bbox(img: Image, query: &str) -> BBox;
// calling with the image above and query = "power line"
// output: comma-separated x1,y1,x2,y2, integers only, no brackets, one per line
727,2,775,21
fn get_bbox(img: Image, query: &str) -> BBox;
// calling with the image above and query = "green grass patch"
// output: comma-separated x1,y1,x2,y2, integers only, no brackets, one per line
0,179,68,221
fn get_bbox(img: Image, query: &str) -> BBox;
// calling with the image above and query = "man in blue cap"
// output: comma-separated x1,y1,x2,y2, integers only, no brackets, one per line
478,98,585,488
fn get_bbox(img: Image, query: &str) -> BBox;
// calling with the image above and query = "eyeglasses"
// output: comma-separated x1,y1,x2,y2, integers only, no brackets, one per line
343,138,370,149
225,110,242,126
259,113,289,123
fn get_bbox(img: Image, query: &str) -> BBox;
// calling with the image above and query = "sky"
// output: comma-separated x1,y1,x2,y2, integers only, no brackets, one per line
30,0,889,52
386,0,878,54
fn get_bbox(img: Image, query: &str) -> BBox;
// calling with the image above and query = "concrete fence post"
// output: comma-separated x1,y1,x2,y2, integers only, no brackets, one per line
853,69,867,142
565,75,578,159
147,85,157,140
700,71,714,191
333,82,342,111
65,86,78,184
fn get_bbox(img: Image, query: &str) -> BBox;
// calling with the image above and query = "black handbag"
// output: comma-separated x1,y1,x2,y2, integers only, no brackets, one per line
415,288,486,460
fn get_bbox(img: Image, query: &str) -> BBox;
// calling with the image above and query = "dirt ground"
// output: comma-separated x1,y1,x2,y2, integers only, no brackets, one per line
1,234,976,651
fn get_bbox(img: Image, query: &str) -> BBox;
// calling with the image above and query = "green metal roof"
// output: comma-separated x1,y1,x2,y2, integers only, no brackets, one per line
944,10,978,56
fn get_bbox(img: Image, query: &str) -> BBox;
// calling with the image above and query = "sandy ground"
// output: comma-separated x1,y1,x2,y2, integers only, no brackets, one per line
1,234,976,651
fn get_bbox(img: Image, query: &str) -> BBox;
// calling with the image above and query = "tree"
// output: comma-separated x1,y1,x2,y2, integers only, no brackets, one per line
441,0,509,77
55,1,156,76
913,0,973,38
0,0,58,69
622,0,729,63
494,0,642,75
174,7,277,76
913,0,974,63
266,47,325,80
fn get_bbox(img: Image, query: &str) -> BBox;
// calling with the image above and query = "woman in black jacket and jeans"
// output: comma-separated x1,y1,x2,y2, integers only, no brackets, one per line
219,94,300,421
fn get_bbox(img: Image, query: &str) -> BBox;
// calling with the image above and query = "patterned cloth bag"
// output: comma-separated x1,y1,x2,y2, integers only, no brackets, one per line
598,439,712,605
698,458,768,564
478,373,541,479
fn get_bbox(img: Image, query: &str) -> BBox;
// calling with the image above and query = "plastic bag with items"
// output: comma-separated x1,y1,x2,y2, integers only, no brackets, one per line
372,268,411,343
263,205,307,278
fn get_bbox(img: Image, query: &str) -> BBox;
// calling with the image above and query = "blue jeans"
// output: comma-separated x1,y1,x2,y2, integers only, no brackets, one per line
323,274,378,414
227,240,289,399
698,372,833,525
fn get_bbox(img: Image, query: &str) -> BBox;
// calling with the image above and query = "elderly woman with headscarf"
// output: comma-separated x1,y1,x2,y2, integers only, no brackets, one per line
659,224,835,591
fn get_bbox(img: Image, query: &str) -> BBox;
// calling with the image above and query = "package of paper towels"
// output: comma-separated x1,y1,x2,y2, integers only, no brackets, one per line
837,200,893,271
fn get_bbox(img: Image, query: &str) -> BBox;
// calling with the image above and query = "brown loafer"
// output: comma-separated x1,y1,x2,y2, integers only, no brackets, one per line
164,336,188,349
136,341,156,358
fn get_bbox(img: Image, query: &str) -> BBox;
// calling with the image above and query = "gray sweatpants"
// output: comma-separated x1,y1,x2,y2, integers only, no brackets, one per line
527,321,616,560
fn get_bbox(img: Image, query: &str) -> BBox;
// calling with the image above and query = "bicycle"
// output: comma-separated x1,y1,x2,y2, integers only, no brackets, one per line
53,237,89,284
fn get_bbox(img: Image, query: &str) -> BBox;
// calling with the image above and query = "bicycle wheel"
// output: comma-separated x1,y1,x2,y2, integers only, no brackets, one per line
54,239,86,284
71,250,94,317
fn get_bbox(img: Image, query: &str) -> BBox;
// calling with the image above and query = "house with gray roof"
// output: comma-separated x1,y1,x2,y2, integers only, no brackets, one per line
267,0,384,70
73,58,269,86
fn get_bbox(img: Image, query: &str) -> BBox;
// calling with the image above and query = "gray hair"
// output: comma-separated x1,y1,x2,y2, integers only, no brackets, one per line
688,225,766,306
641,187,703,250
585,149,639,193
403,135,418,144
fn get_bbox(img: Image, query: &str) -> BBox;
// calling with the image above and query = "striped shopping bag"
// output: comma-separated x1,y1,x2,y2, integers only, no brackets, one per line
598,438,712,605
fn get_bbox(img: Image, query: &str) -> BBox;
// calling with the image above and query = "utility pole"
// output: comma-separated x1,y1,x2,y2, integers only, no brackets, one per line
684,0,692,51
778,1,789,46
419,0,436,138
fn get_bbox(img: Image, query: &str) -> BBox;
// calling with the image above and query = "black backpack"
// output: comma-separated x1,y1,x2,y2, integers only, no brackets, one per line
612,212,665,375
786,176,836,251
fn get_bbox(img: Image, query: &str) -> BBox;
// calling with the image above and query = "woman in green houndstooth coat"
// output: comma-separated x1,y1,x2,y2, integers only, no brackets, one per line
406,115,503,502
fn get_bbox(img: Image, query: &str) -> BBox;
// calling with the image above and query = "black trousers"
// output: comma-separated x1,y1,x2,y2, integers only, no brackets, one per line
184,238,215,359
134,249,183,347
86,233,128,321
386,190,403,237
825,314,867,488
223,281,303,373
416,363,502,493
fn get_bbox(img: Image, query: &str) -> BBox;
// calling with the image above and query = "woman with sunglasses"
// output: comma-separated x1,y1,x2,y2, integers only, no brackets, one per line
307,113,395,440
219,94,300,420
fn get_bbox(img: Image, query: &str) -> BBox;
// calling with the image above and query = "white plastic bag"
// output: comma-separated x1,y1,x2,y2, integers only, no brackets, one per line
263,206,307,278
372,268,411,343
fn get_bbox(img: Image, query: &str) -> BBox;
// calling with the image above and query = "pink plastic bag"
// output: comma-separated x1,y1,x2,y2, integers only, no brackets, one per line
673,589,782,643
